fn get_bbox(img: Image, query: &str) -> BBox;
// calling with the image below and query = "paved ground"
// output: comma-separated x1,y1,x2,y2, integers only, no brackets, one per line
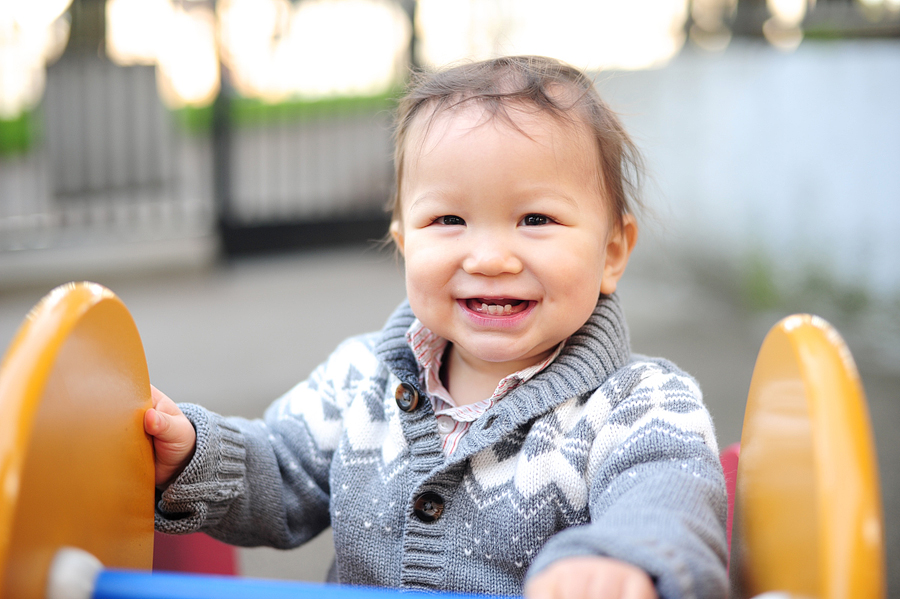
0,244,896,594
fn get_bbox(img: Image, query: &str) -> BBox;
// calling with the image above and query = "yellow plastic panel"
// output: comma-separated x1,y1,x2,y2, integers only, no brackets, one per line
735,314,884,599
0,282,155,599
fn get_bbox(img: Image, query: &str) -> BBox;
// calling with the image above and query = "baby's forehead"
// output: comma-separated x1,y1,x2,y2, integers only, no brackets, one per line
406,99,594,156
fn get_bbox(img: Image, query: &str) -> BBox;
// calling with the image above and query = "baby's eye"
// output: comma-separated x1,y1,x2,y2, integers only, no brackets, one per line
520,214,552,226
435,215,466,226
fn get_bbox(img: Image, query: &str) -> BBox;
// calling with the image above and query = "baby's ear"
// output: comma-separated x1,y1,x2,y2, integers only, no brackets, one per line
599,215,637,295
389,220,405,256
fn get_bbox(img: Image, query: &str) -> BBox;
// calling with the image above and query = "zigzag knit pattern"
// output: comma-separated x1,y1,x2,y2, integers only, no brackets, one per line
156,294,729,599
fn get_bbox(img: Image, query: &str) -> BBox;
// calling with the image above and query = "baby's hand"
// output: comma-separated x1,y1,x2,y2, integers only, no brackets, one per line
144,385,196,488
525,556,657,599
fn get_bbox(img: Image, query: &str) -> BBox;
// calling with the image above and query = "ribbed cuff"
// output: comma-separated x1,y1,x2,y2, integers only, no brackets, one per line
154,403,247,534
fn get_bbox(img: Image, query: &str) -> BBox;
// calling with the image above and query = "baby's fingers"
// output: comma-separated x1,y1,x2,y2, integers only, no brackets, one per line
144,406,177,439
150,384,177,413
146,386,189,440
144,386,196,487
525,557,657,599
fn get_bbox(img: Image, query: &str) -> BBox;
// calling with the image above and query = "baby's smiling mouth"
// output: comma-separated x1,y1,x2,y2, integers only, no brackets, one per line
465,298,529,316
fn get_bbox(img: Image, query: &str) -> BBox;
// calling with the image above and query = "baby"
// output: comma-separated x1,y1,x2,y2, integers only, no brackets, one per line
146,56,728,599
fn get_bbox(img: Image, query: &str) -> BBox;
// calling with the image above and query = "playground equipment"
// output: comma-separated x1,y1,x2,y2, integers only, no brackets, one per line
0,283,154,599
0,282,886,598
730,314,885,598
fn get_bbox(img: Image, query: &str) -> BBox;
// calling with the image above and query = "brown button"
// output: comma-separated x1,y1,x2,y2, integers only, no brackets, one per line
395,382,419,412
413,492,444,522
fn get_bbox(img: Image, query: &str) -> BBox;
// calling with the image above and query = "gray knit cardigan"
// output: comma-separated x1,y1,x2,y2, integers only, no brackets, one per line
156,294,728,598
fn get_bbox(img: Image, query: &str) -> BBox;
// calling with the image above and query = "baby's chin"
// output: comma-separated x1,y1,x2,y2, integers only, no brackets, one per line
450,340,558,372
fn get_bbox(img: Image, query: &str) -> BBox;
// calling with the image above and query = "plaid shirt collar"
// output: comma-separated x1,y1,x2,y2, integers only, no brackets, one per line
405,319,566,411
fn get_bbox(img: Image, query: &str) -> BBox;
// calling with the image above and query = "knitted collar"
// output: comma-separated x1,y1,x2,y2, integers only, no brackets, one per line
374,293,632,425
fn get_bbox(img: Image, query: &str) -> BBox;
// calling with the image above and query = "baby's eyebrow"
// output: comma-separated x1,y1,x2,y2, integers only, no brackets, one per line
407,192,448,213
517,187,580,208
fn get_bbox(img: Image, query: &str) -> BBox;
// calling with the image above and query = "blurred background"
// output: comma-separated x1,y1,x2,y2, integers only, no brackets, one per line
0,0,898,594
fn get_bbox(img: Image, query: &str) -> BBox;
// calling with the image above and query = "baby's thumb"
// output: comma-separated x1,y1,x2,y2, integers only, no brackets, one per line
145,406,196,487
145,406,195,450
144,407,173,439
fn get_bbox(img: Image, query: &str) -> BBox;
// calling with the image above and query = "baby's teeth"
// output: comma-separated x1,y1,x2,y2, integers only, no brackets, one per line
476,302,517,315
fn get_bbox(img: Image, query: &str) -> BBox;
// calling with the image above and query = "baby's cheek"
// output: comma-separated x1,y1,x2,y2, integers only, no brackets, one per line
403,249,439,285
404,255,456,317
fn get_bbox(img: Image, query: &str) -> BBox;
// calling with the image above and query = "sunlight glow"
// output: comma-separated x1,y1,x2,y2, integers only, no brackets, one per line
216,0,292,101
156,6,219,108
106,0,172,66
0,0,72,118
416,0,690,71
286,0,411,97
768,0,809,26
107,0,219,108
218,0,411,101
764,0,811,51
689,0,737,52
107,0,410,106
8,0,71,31
104,0,701,108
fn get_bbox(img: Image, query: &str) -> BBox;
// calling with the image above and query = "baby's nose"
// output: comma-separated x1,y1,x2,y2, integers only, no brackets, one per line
462,235,523,276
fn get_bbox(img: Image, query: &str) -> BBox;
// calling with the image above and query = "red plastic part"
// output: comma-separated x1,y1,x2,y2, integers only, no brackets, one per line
720,442,740,566
153,531,239,576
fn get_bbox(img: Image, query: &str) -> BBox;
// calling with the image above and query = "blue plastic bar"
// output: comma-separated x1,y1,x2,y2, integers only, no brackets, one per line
94,570,507,599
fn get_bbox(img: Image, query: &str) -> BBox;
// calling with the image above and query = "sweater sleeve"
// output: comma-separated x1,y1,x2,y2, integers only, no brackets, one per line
527,358,729,599
154,335,374,548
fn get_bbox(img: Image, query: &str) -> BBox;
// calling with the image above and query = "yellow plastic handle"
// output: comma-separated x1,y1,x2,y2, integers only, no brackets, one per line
735,314,884,599
0,282,155,599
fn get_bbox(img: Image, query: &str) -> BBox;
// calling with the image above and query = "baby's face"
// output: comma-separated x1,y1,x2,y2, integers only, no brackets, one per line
392,106,633,373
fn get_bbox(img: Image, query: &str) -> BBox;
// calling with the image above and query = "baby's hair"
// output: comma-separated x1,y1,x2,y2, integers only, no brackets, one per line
390,55,645,230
